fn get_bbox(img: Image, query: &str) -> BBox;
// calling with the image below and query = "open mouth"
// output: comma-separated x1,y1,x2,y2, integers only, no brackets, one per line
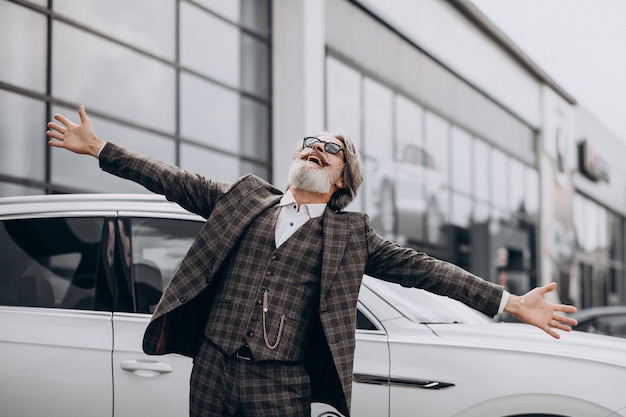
303,153,326,167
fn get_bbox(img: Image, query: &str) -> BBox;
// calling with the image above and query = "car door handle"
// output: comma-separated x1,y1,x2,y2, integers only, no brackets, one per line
120,359,173,376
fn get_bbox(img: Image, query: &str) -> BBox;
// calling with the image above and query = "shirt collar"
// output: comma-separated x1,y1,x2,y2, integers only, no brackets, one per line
280,189,327,219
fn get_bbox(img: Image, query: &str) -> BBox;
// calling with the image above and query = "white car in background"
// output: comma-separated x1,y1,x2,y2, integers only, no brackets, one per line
1,194,625,417
371,143,445,245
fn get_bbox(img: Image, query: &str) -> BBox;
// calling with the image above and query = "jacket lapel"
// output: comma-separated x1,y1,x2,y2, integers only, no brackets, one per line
320,208,349,299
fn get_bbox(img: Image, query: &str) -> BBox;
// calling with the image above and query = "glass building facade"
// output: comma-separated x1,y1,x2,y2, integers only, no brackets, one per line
326,55,540,293
0,0,271,196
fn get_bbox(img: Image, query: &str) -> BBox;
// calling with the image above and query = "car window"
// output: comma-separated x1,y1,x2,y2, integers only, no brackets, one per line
129,217,203,313
0,217,105,310
356,308,379,331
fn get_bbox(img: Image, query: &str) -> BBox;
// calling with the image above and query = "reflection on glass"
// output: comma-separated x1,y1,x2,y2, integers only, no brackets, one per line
0,2,46,92
180,3,239,87
363,77,393,160
395,95,423,151
362,78,393,238
180,72,239,152
326,57,362,147
525,168,539,219
450,126,471,193
451,192,472,228
424,111,449,186
491,148,508,210
180,143,240,182
473,139,489,201
510,159,525,213
53,0,176,60
52,22,176,133
0,91,45,181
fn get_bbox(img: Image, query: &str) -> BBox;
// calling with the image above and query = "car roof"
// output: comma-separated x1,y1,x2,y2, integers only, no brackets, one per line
0,193,198,218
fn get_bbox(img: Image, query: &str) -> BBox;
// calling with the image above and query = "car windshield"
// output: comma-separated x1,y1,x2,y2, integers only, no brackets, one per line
363,276,493,325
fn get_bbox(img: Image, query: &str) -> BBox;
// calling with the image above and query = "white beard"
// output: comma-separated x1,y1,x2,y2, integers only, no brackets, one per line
288,159,338,194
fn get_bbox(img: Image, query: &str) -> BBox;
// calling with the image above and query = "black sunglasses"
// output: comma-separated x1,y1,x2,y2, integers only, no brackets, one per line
303,136,345,156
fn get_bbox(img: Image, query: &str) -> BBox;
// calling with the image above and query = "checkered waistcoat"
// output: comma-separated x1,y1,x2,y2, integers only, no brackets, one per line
99,142,504,417
205,204,324,361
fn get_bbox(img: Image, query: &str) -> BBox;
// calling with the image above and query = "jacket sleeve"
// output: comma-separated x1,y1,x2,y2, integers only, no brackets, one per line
363,215,503,317
98,142,231,218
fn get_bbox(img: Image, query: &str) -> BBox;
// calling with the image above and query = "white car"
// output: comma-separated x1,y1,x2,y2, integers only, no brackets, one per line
1,194,625,417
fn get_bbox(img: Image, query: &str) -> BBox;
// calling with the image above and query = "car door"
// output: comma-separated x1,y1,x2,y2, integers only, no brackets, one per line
112,215,203,417
0,215,115,417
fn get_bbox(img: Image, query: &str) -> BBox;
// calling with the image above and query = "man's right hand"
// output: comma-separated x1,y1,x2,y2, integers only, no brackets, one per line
47,105,106,158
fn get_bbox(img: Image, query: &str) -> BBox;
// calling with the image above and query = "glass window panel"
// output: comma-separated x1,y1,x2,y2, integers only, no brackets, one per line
180,73,239,152
180,143,240,182
0,91,46,181
450,126,472,193
525,167,539,219
362,78,393,219
240,161,270,182
241,0,270,36
240,98,269,162
424,111,449,186
451,192,472,228
0,217,104,310
573,193,586,250
180,3,240,87
326,57,362,148
194,0,240,23
53,0,176,60
51,105,175,193
584,198,598,252
52,22,175,134
473,201,490,224
362,78,393,160
130,217,203,313
395,94,423,153
491,148,508,209
0,183,44,198
24,0,48,7
510,159,525,213
473,139,489,201
240,33,270,98
0,2,46,92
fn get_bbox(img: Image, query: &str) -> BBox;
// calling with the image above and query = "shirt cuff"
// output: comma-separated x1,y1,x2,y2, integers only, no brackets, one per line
498,290,510,314
97,142,107,158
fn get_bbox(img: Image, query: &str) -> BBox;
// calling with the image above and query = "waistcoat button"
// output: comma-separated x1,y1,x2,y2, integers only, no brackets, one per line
246,330,254,337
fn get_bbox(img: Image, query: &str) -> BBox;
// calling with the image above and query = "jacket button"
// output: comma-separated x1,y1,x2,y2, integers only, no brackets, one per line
265,271,272,276
246,330,254,337
271,255,277,260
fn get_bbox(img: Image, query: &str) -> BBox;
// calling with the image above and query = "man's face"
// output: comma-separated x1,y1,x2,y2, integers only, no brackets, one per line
288,135,345,194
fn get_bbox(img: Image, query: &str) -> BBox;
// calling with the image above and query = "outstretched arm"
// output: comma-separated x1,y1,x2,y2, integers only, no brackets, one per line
46,105,106,158
504,282,578,339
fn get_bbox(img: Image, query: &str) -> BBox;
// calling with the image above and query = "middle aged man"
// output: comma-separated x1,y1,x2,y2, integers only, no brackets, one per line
47,106,577,417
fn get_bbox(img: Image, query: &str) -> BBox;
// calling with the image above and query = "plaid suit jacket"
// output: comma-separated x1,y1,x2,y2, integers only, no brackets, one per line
99,142,503,416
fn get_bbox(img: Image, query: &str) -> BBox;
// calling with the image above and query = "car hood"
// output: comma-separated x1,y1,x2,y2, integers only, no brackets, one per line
423,322,626,367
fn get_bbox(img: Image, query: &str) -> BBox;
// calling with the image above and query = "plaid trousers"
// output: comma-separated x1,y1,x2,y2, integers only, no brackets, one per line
190,338,311,417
